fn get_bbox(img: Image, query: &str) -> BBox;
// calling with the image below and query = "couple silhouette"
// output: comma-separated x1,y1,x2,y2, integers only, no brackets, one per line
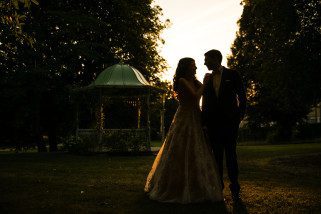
145,49,246,204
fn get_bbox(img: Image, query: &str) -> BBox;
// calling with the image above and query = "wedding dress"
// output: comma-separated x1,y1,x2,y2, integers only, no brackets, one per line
144,80,223,203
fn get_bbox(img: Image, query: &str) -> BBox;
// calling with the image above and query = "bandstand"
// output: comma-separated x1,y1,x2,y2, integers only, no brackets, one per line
75,63,166,152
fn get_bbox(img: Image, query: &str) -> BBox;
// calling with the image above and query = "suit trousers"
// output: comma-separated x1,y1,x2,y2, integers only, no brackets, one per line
207,124,240,194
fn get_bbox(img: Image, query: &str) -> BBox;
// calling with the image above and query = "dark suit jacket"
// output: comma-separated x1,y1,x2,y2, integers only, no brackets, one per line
202,67,246,130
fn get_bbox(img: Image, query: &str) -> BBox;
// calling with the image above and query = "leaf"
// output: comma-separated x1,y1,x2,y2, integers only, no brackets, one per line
31,0,39,6
23,0,30,8
12,0,19,10
19,15,26,21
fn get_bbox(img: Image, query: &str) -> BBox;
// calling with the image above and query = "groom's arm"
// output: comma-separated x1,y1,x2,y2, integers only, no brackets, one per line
201,76,210,126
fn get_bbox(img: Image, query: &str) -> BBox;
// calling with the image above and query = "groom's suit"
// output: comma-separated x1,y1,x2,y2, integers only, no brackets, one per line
202,66,246,194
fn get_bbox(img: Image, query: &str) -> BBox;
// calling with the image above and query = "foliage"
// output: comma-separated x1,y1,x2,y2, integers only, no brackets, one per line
0,0,38,48
64,129,150,154
228,0,321,140
238,127,271,142
101,130,149,152
29,0,169,86
63,135,96,155
0,0,169,151
295,123,321,139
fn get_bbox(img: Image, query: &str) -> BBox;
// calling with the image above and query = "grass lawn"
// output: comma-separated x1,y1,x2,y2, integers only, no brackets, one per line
0,143,321,213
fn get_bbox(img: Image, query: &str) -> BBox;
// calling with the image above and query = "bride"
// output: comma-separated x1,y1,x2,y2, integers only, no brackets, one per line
144,57,223,203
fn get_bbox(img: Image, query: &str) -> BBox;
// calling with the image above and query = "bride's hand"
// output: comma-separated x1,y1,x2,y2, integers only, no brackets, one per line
203,73,211,85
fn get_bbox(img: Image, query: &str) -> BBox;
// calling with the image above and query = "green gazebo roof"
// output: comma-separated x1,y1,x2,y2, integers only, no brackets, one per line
82,63,165,95
89,64,150,88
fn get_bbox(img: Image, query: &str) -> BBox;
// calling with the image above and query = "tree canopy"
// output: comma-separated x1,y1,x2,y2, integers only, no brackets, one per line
0,0,169,150
228,0,321,140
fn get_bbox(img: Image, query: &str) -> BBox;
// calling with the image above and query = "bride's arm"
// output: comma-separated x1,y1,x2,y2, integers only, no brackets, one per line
194,79,202,89
178,78,204,99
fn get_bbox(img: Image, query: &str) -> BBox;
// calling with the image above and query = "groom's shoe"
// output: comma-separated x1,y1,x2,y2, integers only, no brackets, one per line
232,192,240,204
229,184,240,203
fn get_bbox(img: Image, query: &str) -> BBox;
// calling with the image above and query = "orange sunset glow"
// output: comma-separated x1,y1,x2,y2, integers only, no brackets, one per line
154,0,243,81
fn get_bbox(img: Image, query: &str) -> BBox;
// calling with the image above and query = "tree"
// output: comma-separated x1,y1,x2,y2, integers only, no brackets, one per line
0,0,169,151
0,0,46,151
228,0,321,140
29,0,168,86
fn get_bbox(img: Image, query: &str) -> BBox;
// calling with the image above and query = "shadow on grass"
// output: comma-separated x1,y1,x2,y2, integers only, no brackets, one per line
1,143,320,213
232,199,248,214
133,194,230,214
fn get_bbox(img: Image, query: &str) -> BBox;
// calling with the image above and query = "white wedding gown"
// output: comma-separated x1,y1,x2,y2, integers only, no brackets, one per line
144,81,223,203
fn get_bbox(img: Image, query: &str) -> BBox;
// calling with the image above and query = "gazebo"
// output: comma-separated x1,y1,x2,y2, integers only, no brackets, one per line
75,63,166,152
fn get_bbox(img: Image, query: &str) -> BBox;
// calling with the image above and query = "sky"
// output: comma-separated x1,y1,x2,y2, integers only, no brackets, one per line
154,0,243,82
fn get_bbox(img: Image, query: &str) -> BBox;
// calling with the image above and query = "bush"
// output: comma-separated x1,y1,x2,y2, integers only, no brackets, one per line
63,135,97,154
238,127,270,142
63,130,150,154
101,130,149,152
296,123,321,139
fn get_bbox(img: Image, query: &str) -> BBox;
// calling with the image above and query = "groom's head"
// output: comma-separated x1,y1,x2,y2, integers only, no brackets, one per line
204,49,222,71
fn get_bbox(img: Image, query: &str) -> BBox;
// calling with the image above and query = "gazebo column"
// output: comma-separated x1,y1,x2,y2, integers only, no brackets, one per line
75,103,79,139
137,97,141,129
160,93,165,142
98,89,104,152
146,92,151,151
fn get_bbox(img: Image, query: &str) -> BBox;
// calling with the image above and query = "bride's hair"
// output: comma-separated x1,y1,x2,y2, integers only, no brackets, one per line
173,57,196,92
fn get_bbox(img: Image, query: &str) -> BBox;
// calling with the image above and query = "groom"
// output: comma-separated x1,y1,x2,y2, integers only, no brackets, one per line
201,49,246,202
